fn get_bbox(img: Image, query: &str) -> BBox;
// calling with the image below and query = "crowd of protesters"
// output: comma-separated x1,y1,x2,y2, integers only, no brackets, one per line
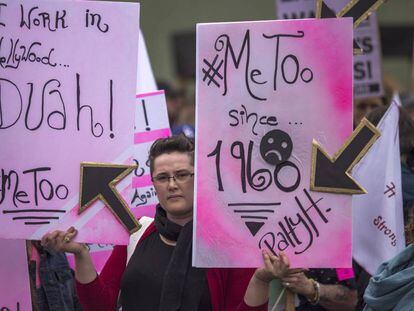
23,74,414,310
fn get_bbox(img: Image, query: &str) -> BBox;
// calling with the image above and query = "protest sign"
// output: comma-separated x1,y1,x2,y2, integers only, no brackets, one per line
0,0,140,244
131,90,170,219
0,239,32,310
276,0,384,99
194,18,353,268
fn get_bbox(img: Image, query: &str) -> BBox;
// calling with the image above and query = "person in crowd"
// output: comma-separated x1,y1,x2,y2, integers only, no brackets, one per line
41,135,296,311
353,97,386,129
157,80,187,129
352,104,414,310
157,80,196,137
27,240,82,311
363,240,414,310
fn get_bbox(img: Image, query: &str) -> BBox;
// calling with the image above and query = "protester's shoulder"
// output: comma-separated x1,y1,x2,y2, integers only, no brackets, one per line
136,216,156,236
129,217,156,238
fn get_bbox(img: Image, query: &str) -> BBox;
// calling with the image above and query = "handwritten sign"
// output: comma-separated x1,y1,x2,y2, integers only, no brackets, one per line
276,0,384,99
130,90,170,218
0,0,140,244
0,239,32,310
194,18,353,268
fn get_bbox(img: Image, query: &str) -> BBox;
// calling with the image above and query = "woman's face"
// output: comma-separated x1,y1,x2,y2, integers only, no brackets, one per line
152,152,194,220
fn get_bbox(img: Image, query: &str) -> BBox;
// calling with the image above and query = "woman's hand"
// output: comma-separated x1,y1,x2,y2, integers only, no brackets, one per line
281,272,315,298
41,226,86,255
244,250,302,307
253,250,292,283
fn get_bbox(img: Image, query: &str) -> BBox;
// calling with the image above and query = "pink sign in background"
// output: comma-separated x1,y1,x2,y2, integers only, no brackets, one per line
0,239,32,310
0,0,139,244
276,0,384,99
130,90,170,219
194,18,353,268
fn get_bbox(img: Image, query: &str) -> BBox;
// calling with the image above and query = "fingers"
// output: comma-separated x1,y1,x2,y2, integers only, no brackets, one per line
41,230,61,249
287,268,306,275
269,255,278,264
282,275,299,283
41,228,77,251
262,250,274,272
281,275,300,291
64,229,78,243
279,252,290,268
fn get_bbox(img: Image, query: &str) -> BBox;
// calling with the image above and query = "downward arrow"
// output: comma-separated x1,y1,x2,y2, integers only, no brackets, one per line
79,163,141,234
310,118,380,194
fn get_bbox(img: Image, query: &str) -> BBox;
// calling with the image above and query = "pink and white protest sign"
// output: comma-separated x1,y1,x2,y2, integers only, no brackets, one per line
194,18,354,268
130,90,170,218
0,239,32,310
0,0,139,244
276,0,384,99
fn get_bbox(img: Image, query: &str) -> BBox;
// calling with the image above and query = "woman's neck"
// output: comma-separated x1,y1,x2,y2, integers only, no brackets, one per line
166,212,193,226
159,234,177,246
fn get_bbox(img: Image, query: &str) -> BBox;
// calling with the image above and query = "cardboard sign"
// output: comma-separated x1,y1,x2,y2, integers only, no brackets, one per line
131,90,170,219
0,239,32,310
0,0,139,244
194,18,353,268
276,0,384,99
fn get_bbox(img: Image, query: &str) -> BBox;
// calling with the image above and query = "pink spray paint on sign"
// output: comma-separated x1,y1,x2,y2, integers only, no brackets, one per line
194,18,354,268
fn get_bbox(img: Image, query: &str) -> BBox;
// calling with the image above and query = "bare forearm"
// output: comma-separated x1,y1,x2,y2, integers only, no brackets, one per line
74,247,98,284
243,275,269,307
317,285,357,311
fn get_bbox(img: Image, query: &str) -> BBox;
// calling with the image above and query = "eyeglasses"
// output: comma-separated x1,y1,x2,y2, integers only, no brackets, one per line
152,171,194,185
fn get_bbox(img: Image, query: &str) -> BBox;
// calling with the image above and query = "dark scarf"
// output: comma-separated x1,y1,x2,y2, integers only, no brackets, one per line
155,205,207,311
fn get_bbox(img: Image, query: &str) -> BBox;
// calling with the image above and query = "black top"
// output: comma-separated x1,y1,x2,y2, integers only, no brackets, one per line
120,231,212,311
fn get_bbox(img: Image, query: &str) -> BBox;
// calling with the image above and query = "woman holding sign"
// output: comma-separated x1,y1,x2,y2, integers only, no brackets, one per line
42,135,294,311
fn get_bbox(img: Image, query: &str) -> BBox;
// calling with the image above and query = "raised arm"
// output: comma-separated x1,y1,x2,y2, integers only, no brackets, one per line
41,227,127,311
41,227,97,283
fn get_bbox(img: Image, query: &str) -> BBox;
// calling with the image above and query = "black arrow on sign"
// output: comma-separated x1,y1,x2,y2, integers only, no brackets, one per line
79,163,141,234
316,0,388,54
310,118,380,194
